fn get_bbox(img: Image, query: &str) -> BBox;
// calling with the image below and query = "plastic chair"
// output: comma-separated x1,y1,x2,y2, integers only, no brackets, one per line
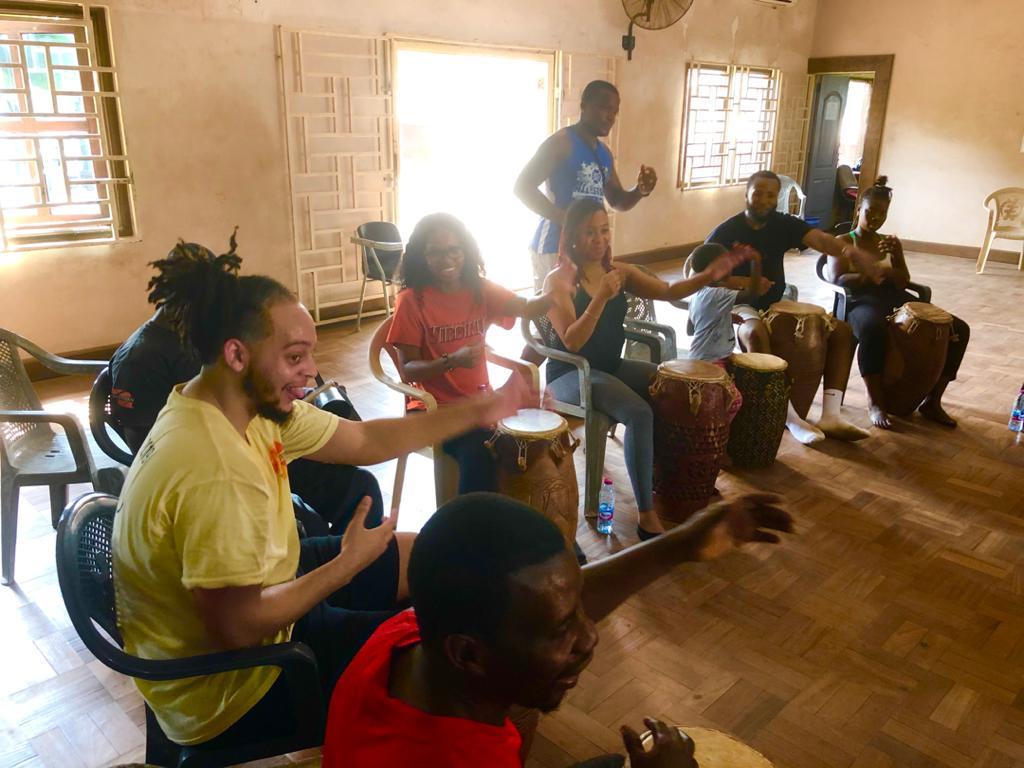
977,187,1024,274
56,493,324,767
623,264,679,364
368,316,539,511
88,367,135,466
0,329,125,585
815,252,931,322
351,222,403,331
776,174,807,219
521,314,670,518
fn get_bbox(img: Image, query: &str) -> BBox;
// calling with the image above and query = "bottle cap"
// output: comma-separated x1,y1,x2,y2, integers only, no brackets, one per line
603,477,613,485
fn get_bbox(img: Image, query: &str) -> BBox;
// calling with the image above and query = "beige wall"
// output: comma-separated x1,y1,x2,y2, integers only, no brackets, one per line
811,0,1024,247
615,0,818,254
1,0,819,352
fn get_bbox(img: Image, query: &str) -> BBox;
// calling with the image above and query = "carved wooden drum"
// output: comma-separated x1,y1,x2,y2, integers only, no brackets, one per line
761,300,835,419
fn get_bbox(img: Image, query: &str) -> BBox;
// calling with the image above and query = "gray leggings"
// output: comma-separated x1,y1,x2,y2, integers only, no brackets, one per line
547,359,657,511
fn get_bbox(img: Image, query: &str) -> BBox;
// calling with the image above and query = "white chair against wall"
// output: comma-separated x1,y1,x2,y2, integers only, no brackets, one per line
368,317,539,513
977,187,1024,274
777,174,807,219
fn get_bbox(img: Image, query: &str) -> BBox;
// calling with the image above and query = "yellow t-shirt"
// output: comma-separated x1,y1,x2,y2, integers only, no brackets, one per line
112,386,338,745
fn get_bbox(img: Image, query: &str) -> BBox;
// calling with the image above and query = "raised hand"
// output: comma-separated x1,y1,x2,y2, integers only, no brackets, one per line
695,493,793,561
337,497,396,574
621,719,697,768
471,384,521,427
595,268,625,301
845,244,884,284
496,368,539,410
704,244,758,282
637,165,658,196
450,343,484,369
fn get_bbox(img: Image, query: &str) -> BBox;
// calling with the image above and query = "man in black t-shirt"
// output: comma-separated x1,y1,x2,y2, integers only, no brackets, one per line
706,171,882,445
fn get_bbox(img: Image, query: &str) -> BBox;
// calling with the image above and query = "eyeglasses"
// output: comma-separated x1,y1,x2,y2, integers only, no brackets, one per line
425,245,464,260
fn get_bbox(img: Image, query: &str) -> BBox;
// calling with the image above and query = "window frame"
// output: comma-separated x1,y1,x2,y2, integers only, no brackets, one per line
677,61,781,191
0,2,135,251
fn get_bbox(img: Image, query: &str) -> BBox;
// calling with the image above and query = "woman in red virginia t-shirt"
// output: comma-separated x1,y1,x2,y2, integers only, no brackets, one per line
387,213,572,493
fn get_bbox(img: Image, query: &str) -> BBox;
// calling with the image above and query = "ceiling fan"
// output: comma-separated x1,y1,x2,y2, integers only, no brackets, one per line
621,0,695,61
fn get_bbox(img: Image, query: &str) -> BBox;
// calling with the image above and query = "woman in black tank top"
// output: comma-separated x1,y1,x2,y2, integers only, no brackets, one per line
543,199,749,538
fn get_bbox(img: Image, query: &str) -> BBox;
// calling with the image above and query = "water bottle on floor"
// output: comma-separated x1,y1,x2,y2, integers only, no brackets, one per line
597,478,614,535
1009,383,1024,433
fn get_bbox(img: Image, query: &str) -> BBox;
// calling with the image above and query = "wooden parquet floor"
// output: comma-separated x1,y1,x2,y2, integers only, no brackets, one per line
2,251,1023,767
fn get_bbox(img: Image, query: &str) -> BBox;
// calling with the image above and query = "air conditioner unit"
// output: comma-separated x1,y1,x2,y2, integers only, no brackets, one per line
753,0,798,7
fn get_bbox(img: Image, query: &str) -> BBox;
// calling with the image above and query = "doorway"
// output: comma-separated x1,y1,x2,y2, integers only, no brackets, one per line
393,42,555,290
804,55,893,232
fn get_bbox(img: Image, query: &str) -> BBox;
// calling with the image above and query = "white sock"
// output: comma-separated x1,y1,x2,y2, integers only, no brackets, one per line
787,402,825,445
821,389,843,420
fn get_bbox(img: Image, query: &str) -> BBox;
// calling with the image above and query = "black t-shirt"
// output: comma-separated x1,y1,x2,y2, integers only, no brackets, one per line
109,316,200,441
705,211,811,310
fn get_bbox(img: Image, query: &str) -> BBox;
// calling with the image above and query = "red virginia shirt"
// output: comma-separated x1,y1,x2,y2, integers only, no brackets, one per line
321,610,523,768
385,280,517,408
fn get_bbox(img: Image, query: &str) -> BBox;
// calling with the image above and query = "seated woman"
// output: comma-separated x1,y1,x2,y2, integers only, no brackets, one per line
832,176,970,429
387,213,571,494
544,198,748,539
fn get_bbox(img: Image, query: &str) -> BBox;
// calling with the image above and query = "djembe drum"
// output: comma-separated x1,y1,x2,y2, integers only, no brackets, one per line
486,409,580,544
625,726,774,768
881,302,953,416
761,300,835,419
727,352,790,468
649,360,738,521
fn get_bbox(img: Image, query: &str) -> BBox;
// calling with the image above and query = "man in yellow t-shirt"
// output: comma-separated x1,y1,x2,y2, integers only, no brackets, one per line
113,241,521,748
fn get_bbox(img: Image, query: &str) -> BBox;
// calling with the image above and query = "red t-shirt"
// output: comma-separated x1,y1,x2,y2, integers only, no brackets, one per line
386,280,517,408
321,610,523,768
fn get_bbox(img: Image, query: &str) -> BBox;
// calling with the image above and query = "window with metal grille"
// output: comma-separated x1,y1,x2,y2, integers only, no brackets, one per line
0,3,134,250
678,62,780,190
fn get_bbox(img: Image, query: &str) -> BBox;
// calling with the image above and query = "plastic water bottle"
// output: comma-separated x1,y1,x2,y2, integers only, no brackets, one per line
1009,383,1024,432
597,478,614,535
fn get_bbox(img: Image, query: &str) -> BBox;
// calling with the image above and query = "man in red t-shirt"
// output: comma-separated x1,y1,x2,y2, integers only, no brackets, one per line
322,492,792,767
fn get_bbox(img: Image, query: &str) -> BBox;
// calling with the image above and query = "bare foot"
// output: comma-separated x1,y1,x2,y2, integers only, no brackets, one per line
869,405,893,429
919,398,957,428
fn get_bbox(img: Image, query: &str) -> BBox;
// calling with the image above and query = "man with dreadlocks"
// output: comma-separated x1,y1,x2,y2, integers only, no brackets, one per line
111,239,519,750
110,232,380,536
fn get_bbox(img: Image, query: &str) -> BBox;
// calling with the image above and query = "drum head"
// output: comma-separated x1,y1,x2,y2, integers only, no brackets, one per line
730,352,788,372
498,408,567,438
765,299,826,316
899,301,953,325
659,359,728,382
628,726,774,768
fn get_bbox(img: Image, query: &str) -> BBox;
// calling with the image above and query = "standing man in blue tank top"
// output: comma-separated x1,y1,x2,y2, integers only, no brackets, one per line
515,80,657,289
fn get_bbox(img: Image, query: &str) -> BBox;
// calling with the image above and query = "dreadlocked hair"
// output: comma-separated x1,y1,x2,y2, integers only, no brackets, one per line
145,228,294,364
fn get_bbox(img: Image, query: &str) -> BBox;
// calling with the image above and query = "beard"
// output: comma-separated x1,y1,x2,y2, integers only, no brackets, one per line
746,204,771,224
242,366,292,425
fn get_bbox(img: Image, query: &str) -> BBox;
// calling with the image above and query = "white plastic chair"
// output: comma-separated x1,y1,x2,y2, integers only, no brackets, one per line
368,317,538,513
776,174,807,219
977,187,1024,274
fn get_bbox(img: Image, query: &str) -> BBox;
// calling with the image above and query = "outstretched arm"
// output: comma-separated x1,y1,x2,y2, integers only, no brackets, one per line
622,246,755,302
581,495,791,623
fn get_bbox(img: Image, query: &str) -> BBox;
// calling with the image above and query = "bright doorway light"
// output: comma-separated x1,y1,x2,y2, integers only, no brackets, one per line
394,45,554,291
837,79,873,168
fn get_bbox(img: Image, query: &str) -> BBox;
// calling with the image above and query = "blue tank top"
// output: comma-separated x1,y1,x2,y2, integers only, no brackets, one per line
530,129,613,254
546,286,626,383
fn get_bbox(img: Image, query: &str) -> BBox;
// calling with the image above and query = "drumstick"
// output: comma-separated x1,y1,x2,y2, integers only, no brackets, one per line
302,379,338,402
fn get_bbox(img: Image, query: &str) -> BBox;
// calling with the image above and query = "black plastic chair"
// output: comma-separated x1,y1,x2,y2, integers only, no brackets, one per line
815,252,932,322
350,221,403,331
56,493,325,767
88,367,135,466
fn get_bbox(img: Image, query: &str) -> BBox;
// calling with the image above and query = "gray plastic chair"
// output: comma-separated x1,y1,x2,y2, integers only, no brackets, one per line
815,252,931,322
624,264,679,364
0,329,124,585
522,315,669,518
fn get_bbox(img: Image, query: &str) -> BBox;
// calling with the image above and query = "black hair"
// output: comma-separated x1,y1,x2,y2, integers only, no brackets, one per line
399,213,485,300
746,170,781,191
560,197,612,276
860,175,893,207
689,242,728,273
409,493,567,648
581,80,619,105
146,229,294,365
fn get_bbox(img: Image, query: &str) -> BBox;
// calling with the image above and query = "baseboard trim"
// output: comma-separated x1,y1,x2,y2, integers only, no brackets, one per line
902,238,1021,265
618,242,701,265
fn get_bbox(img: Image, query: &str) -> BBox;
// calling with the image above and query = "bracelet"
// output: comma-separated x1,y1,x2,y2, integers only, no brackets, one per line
441,352,454,372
